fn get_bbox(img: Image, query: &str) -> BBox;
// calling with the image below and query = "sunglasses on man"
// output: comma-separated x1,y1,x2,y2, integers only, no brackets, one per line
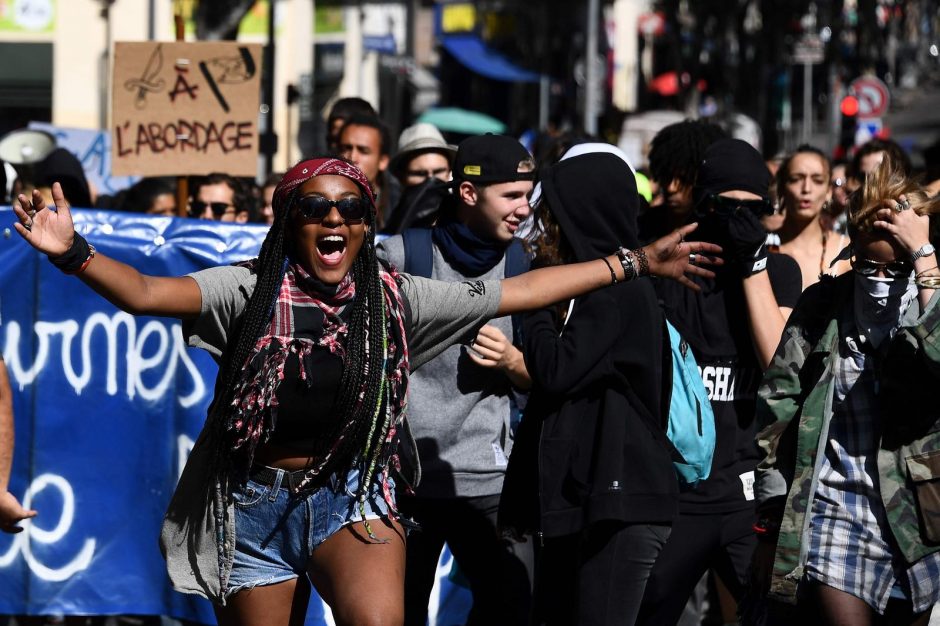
190,201,236,218
694,194,776,219
295,195,369,225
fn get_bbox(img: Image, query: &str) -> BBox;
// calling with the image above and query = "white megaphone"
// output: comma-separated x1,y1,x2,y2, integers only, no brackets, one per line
0,128,57,166
0,129,58,201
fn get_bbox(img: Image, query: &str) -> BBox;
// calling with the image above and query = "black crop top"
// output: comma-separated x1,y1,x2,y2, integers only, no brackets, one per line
268,348,344,450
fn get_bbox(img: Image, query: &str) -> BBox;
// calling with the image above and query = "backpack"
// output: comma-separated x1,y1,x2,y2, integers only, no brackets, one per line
662,318,716,488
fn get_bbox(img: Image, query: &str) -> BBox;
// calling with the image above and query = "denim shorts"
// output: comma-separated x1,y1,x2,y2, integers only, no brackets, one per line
226,465,394,596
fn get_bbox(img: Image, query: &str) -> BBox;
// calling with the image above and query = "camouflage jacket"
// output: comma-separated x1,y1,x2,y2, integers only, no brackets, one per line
754,273,940,605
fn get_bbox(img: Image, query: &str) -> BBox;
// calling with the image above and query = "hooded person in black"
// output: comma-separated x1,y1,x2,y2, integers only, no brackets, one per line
34,148,92,208
501,152,678,626
638,139,802,626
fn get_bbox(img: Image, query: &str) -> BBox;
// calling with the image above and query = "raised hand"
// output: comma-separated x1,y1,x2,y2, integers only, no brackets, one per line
0,490,37,534
12,182,75,257
644,223,724,291
872,195,930,256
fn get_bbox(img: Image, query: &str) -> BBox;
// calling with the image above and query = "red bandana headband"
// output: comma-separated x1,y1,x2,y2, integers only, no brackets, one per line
273,157,376,217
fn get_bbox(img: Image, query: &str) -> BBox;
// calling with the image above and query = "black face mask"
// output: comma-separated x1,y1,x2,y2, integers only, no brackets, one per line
694,211,731,247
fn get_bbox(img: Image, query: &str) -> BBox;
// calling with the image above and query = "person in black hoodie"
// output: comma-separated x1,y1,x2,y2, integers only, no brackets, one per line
637,139,803,626
501,151,679,626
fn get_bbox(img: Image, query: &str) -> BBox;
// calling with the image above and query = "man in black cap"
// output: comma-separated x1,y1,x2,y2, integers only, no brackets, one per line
638,139,802,626
377,134,536,626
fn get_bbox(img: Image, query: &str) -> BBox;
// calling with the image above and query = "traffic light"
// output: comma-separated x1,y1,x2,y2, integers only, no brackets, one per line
839,95,859,155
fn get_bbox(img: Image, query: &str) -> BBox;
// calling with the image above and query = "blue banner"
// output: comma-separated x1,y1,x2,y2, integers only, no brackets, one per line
28,123,140,198
0,208,470,624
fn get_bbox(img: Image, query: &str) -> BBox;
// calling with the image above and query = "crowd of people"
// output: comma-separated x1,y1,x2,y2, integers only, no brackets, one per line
3,97,940,626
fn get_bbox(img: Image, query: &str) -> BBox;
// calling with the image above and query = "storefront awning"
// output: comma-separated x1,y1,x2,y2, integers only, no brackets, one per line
440,34,541,83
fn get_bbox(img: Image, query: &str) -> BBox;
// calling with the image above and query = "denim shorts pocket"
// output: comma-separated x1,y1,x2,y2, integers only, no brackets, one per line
232,479,269,509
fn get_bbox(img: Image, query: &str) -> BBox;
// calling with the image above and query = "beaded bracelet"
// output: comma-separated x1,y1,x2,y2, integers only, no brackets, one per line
634,247,650,277
601,257,618,285
50,234,96,275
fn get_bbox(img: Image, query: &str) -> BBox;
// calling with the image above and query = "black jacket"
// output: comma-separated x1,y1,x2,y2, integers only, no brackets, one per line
500,153,678,538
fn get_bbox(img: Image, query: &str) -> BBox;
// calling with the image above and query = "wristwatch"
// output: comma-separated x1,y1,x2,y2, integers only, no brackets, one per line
911,243,936,262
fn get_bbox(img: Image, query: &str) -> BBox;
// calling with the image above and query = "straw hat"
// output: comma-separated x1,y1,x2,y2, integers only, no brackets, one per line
389,123,458,176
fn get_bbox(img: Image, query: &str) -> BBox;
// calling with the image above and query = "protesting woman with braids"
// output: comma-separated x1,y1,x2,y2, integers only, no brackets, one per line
12,157,720,626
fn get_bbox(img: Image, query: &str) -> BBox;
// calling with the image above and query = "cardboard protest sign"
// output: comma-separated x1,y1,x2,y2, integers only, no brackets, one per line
111,41,262,177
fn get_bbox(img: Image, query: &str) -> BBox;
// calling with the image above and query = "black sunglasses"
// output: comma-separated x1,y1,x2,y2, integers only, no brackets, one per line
850,256,913,278
695,194,775,218
295,195,368,224
190,201,235,217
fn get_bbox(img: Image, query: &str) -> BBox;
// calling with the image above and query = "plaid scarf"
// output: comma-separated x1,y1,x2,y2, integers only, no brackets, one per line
225,258,410,492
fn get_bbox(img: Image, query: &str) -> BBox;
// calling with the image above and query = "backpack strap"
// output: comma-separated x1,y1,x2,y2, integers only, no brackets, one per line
504,239,531,345
401,228,434,278
504,238,530,279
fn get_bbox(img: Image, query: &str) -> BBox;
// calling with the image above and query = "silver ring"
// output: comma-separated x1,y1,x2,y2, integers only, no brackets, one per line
901,198,911,210
24,217,32,232
689,253,696,265
894,202,904,213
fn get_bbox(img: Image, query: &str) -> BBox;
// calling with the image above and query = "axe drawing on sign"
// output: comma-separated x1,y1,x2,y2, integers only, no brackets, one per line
124,44,166,110
199,47,257,114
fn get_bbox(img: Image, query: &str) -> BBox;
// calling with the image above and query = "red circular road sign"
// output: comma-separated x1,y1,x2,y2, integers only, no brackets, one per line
850,76,890,119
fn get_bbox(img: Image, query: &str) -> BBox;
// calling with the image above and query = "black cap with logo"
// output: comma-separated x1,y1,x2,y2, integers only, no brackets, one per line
453,134,535,184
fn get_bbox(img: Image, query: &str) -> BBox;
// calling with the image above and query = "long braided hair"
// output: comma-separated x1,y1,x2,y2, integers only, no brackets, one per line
206,158,401,501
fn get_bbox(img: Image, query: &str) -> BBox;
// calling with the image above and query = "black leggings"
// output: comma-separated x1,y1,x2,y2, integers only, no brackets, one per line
535,521,671,626
638,508,757,626
399,494,535,626
796,580,931,626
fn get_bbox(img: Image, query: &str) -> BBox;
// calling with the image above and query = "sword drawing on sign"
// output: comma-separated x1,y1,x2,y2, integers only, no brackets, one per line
124,44,166,110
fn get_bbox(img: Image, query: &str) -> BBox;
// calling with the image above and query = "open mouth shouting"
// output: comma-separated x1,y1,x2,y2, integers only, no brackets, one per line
316,233,348,266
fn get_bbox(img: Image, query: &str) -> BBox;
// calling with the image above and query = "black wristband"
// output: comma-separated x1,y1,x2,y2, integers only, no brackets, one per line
741,243,769,278
49,234,93,274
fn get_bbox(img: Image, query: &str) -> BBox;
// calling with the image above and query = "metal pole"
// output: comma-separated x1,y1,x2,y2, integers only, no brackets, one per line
584,0,599,134
261,0,277,176
100,1,113,131
539,75,550,131
802,61,812,144
174,7,188,218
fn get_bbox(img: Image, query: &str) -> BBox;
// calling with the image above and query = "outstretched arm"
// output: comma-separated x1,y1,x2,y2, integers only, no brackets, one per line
0,359,36,533
13,184,202,319
497,223,722,316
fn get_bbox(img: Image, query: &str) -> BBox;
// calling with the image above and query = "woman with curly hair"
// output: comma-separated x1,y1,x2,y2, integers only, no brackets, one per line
12,157,719,626
752,156,940,625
